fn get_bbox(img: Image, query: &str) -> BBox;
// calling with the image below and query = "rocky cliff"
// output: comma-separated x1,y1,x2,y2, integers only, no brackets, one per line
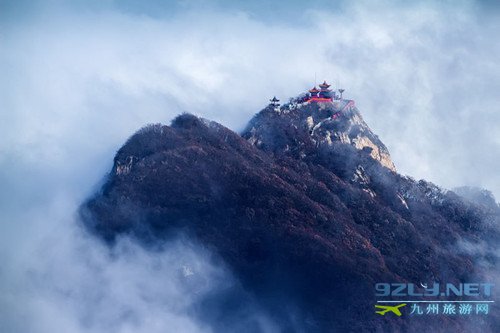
243,99,396,171
81,99,499,332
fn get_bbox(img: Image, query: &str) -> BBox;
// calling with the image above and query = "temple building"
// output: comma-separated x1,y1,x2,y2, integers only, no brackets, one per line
308,86,320,99
269,96,280,107
307,81,334,102
267,79,345,108
318,81,333,99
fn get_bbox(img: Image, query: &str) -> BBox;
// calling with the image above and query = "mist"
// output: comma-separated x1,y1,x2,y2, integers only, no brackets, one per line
0,196,281,332
1,0,499,332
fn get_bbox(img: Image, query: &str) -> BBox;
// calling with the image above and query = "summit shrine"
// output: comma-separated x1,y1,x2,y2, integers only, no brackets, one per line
306,81,335,103
268,80,346,109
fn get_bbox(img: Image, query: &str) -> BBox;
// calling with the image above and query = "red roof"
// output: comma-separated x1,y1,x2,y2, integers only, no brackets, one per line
309,97,333,103
309,86,320,93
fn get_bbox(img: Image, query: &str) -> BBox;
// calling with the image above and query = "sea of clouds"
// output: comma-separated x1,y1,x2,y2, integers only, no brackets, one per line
1,0,499,332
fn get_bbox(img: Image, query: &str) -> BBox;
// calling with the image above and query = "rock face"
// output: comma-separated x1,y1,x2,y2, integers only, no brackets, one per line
243,100,396,171
81,102,499,332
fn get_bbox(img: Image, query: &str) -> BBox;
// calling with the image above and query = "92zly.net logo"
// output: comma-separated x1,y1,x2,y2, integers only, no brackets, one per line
374,283,494,317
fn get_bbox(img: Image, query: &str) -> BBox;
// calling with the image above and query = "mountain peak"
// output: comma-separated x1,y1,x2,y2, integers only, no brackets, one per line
242,92,396,171
81,85,499,332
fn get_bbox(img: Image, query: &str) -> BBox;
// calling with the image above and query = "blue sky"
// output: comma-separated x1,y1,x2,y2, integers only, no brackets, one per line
1,1,499,332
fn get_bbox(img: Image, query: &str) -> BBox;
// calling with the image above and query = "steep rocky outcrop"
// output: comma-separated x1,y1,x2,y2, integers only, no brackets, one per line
243,100,396,171
81,100,499,332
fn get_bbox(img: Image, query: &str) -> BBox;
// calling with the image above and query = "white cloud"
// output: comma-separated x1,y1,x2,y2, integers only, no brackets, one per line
2,1,499,197
0,194,280,333
0,1,499,331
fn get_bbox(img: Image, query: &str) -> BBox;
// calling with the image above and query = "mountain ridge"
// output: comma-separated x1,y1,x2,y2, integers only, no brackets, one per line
81,99,499,332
